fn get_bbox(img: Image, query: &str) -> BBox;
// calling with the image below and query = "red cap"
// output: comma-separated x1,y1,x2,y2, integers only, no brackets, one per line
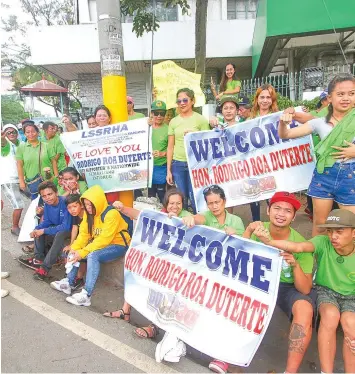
269,192,301,211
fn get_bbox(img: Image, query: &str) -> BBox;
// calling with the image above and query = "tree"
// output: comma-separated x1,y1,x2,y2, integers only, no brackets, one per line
1,0,79,115
1,95,30,124
121,0,208,88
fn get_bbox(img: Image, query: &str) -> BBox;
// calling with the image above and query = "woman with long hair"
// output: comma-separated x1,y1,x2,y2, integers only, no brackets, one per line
211,63,241,101
249,83,279,119
166,88,210,213
279,73,355,236
62,114,78,132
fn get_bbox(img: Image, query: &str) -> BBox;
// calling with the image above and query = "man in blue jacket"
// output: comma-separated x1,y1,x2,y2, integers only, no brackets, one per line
18,181,72,280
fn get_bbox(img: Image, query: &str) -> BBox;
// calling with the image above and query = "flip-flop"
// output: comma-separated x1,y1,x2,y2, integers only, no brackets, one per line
103,308,130,322
134,324,159,339
22,245,34,254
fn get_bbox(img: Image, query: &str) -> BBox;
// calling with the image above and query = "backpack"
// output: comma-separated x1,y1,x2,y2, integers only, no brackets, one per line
101,205,133,249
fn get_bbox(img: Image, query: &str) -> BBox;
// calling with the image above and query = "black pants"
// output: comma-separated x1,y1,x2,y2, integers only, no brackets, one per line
34,231,71,271
148,183,166,203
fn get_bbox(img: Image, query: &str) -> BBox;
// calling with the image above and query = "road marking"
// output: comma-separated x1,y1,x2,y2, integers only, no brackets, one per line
2,280,178,373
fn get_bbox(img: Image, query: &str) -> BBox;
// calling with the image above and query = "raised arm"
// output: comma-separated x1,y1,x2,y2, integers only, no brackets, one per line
112,201,140,220
278,112,313,139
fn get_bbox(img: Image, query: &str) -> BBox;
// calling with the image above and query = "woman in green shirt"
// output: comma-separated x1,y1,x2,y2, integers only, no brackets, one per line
211,63,241,101
16,123,56,200
182,185,245,236
167,88,210,214
58,167,88,197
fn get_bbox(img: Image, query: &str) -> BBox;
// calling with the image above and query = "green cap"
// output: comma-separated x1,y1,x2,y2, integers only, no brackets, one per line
219,95,239,108
317,209,355,228
151,100,167,111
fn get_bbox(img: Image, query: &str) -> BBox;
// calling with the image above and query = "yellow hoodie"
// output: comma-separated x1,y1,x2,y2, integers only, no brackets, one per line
71,185,131,259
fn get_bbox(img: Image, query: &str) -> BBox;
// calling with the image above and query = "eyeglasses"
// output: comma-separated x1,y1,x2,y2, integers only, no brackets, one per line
152,111,166,117
5,131,17,136
203,185,223,195
127,101,133,105
176,98,189,105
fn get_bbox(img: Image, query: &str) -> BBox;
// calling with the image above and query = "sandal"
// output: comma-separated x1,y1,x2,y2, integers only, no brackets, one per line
103,308,130,322
134,324,159,339
22,245,34,254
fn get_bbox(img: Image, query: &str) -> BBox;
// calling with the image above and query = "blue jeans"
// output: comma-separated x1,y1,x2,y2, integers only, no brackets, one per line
308,162,355,205
67,244,127,296
172,160,196,213
249,202,260,221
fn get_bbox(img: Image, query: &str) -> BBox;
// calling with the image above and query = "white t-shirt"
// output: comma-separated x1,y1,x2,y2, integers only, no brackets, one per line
1,140,20,184
308,117,355,163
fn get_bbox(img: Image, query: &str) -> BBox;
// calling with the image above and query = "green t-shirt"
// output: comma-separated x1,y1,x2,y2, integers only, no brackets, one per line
168,112,209,162
1,139,20,157
225,80,241,94
128,112,145,121
152,124,168,166
58,180,88,196
16,141,54,180
251,222,313,284
202,209,244,236
310,235,355,296
179,209,191,218
42,135,67,172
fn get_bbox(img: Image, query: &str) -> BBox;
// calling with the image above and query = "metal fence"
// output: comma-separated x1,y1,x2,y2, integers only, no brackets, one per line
239,64,355,101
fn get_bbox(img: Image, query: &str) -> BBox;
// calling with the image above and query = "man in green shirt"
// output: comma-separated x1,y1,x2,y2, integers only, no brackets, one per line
42,121,67,173
127,96,145,121
253,209,355,374
244,192,315,374
149,100,168,203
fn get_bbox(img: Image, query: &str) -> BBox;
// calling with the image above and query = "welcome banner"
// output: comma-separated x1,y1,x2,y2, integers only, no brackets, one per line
60,118,153,192
185,112,316,212
124,210,282,366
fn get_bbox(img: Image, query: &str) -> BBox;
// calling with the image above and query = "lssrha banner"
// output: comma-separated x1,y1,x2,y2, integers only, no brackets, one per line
185,112,316,212
60,118,153,192
124,210,282,367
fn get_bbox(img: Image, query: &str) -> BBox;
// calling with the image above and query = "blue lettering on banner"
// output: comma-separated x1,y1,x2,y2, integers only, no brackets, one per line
139,215,272,293
81,123,128,138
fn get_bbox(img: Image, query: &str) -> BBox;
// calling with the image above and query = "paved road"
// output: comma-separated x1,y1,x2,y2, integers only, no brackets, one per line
1,198,346,373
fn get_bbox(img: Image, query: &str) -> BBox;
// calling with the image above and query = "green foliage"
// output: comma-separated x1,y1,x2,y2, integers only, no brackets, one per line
1,95,30,124
121,0,190,37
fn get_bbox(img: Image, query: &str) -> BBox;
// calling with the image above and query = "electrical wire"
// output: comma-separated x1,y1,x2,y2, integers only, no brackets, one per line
322,0,350,70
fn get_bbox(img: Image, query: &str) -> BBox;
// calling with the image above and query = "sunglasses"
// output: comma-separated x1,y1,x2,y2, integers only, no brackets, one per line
127,101,133,105
5,131,17,136
176,98,189,105
153,111,166,117
203,185,223,195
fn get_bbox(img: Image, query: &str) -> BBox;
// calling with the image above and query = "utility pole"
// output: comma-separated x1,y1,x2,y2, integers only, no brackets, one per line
96,0,134,207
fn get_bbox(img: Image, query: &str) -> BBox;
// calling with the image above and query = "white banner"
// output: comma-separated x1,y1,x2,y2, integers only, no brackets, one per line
60,118,153,192
185,112,316,212
124,210,282,366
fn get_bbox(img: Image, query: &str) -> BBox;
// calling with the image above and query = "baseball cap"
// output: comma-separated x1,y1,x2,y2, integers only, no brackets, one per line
238,95,251,107
2,124,18,133
151,100,167,111
269,192,301,211
316,91,328,108
219,95,239,108
317,209,355,229
127,96,134,105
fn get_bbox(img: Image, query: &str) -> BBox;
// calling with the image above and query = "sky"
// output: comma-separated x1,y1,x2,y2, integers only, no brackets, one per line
1,0,57,116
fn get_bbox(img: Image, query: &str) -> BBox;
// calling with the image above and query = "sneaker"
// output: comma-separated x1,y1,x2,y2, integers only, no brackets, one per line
66,289,91,306
50,278,72,295
33,267,48,281
72,278,84,291
155,332,179,363
18,257,43,270
164,340,186,363
1,272,9,279
1,289,9,298
209,360,229,374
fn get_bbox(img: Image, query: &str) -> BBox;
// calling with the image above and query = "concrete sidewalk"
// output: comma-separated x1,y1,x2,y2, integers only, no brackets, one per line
1,194,346,373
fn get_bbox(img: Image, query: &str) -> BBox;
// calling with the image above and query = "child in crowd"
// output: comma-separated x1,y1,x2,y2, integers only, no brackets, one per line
58,167,88,196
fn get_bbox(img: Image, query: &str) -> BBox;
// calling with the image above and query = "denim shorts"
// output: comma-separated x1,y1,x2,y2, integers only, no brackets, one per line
316,285,355,313
307,162,355,205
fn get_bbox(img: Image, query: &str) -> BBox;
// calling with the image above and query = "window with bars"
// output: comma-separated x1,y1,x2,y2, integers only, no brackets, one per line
123,0,178,23
227,0,257,20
